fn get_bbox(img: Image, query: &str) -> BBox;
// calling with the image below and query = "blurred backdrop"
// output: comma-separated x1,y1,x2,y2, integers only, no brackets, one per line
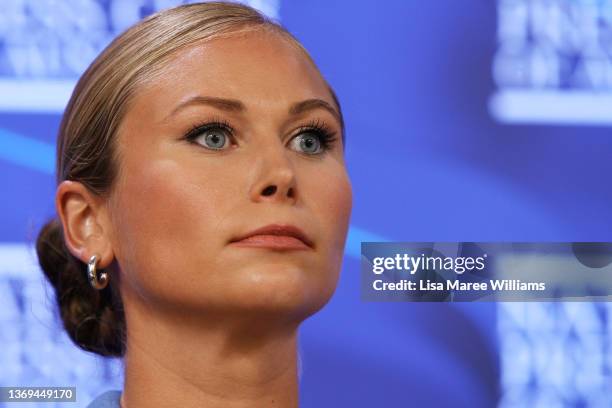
0,0,611,407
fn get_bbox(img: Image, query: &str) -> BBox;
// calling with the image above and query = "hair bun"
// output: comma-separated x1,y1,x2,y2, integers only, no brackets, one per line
35,218,125,357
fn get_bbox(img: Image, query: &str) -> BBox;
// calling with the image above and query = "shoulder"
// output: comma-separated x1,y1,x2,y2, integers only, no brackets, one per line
86,390,122,408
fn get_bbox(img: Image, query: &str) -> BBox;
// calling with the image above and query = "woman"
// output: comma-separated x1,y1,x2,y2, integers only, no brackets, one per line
35,2,352,407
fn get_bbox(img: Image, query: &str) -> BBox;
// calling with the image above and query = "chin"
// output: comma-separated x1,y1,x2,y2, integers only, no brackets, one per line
226,264,337,319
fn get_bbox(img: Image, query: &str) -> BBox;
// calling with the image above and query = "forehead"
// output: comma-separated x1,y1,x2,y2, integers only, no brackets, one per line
135,30,333,116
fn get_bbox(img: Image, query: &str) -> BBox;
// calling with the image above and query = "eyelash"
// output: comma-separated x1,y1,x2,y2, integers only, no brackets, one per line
183,117,338,154
293,119,338,153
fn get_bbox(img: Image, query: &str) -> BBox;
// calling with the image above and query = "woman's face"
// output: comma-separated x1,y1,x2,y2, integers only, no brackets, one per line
107,30,352,322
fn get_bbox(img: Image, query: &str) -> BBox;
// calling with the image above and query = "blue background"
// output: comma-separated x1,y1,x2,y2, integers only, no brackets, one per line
0,1,610,407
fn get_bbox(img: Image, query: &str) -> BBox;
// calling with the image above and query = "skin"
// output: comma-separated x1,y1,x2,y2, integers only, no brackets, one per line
56,29,352,408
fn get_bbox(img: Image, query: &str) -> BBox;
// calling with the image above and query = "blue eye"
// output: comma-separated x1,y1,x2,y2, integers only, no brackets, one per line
290,132,323,154
200,128,229,150
289,121,338,155
184,123,233,150
184,119,339,155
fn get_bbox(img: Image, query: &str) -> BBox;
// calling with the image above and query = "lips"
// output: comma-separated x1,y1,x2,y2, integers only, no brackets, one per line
230,224,314,249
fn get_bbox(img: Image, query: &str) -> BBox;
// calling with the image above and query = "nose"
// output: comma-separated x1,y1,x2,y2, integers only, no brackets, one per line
249,147,297,204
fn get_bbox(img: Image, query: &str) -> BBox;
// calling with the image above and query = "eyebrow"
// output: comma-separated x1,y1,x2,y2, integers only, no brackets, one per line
168,95,343,125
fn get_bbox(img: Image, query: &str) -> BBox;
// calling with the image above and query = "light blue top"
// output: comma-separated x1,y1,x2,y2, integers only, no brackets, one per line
86,390,122,408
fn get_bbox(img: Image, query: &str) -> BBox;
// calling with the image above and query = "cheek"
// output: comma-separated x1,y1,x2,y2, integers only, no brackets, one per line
119,159,214,242
310,163,353,252
110,157,235,300
301,162,353,290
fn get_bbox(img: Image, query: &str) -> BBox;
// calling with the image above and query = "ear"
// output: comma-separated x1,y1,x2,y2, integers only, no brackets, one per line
55,180,115,268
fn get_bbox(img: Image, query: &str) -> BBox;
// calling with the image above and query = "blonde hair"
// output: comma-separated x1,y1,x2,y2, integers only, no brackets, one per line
36,1,344,357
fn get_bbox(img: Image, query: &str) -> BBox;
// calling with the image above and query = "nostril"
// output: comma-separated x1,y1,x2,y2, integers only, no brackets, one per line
262,185,277,196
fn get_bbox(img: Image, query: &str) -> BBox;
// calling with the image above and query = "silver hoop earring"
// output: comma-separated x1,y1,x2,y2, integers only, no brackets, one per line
87,254,108,290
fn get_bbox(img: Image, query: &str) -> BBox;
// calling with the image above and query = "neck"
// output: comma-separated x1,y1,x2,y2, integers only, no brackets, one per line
120,300,300,408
